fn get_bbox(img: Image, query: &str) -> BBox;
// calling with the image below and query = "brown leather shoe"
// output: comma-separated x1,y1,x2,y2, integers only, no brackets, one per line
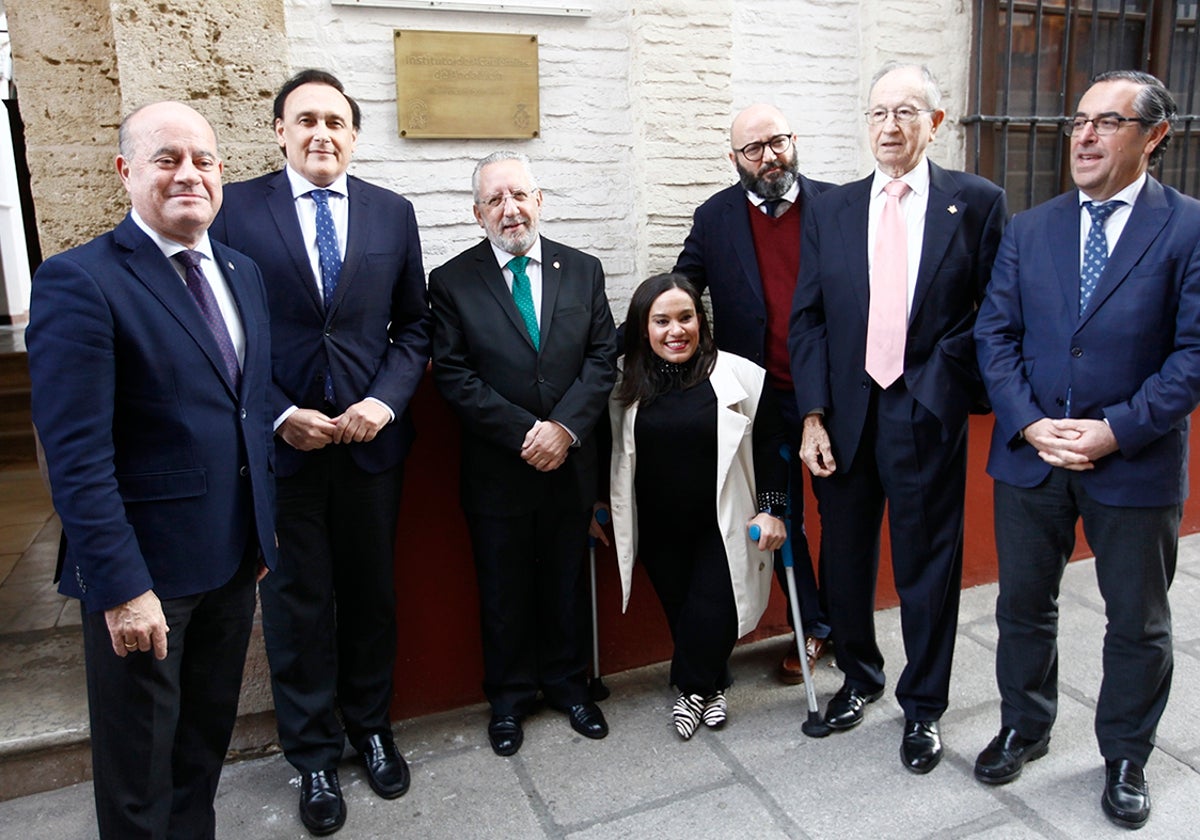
779,641,804,684
805,635,830,671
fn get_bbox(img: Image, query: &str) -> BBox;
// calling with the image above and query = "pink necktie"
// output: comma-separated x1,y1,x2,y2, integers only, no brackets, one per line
865,179,910,388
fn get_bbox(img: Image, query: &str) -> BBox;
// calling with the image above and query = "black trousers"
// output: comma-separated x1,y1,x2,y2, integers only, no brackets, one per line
993,470,1178,765
816,383,966,721
466,505,592,716
82,558,256,840
775,386,830,639
260,446,403,772
638,514,738,696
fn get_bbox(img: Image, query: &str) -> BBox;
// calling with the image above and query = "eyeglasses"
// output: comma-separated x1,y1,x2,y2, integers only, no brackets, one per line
1063,114,1148,136
864,106,935,125
733,134,793,162
478,190,536,209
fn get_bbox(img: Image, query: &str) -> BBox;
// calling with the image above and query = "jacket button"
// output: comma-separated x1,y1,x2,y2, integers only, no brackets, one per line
537,375,545,383
1055,397,1065,407
239,465,249,477
240,408,247,420
1071,346,1083,357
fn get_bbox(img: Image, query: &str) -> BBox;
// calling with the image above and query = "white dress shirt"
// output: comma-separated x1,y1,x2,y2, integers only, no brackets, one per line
285,166,350,297
489,236,545,328
746,180,801,216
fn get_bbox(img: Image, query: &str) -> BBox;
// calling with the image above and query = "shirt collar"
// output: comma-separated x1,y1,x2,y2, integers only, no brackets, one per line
746,179,801,208
286,165,349,200
489,236,543,270
1078,171,1147,207
871,156,930,198
130,209,215,262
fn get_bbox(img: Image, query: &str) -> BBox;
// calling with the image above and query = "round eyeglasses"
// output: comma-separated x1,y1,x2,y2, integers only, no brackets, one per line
733,134,793,162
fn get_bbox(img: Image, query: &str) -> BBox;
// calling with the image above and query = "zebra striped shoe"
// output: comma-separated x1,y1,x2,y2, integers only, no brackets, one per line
672,692,705,740
701,691,727,729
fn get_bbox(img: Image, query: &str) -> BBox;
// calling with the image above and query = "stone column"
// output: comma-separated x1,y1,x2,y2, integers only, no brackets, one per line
6,0,289,257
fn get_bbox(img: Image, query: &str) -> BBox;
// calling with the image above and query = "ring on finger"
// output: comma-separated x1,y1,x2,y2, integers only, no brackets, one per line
124,641,138,650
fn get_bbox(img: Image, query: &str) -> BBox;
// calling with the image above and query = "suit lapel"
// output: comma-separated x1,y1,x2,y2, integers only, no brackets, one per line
538,242,561,352
725,189,765,308
213,242,258,398
1048,193,1083,315
911,163,965,323
116,218,239,398
330,176,370,317
1078,177,1172,330
265,172,325,314
834,177,873,322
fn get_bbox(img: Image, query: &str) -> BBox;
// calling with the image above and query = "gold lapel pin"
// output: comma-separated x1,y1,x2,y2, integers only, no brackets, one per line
947,205,958,215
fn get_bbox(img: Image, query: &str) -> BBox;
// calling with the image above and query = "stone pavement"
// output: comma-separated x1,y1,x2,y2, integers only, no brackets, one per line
1,540,1198,839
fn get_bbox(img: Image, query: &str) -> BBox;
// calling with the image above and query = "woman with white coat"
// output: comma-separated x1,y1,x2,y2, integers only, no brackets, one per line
609,273,788,739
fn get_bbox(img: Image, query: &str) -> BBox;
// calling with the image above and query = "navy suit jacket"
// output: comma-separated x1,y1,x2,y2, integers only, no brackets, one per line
789,161,1007,469
211,170,431,477
429,238,618,515
975,177,1200,507
673,176,835,366
27,216,277,613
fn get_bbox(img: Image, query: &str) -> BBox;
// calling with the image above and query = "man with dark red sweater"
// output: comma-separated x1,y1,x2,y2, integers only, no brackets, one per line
673,103,835,683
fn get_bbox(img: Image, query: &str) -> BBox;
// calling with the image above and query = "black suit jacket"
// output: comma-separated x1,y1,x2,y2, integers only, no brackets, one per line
27,216,278,612
674,175,835,365
790,161,1007,468
211,170,431,477
429,237,618,515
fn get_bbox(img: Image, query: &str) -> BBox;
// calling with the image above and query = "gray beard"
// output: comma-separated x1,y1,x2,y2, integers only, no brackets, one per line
738,162,798,201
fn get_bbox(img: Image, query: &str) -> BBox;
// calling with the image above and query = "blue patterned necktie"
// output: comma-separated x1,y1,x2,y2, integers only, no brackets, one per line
310,189,342,309
174,250,241,390
310,189,341,403
508,255,540,351
1080,200,1122,315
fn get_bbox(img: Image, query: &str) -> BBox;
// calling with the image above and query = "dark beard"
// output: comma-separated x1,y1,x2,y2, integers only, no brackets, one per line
736,157,799,200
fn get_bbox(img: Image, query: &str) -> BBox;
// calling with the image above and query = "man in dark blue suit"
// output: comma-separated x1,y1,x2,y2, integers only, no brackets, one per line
211,70,430,836
973,70,1200,830
789,63,1006,773
674,103,835,684
27,101,277,839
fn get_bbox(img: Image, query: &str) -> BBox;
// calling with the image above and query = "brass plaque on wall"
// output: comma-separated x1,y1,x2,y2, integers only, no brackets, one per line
395,30,539,139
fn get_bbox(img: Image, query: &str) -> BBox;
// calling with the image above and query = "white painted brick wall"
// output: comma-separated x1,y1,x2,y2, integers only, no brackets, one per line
279,0,974,314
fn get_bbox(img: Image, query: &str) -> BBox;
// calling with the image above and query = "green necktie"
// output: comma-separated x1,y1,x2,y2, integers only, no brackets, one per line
507,255,540,351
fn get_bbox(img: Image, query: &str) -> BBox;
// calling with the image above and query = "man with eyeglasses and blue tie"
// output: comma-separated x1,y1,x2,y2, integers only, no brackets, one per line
674,104,836,686
211,69,431,836
789,62,1006,774
973,70,1200,830
429,151,617,758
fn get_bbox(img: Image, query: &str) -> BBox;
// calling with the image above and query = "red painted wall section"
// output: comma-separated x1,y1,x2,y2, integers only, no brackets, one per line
390,376,1200,720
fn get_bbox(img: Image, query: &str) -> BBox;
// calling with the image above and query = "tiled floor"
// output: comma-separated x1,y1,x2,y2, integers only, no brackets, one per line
0,466,71,634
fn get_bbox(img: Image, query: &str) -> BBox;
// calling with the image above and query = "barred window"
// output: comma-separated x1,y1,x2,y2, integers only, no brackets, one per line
966,1,1200,212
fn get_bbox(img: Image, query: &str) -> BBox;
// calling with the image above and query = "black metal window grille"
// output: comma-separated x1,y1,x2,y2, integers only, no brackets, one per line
966,1,1200,213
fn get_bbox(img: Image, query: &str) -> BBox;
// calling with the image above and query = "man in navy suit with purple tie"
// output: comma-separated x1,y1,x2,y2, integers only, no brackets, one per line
974,70,1200,830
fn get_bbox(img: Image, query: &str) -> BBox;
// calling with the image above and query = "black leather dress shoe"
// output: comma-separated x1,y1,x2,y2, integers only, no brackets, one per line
1102,759,1150,829
567,702,609,739
488,714,524,756
359,732,410,799
900,719,942,774
823,684,883,731
974,726,1050,785
299,768,346,836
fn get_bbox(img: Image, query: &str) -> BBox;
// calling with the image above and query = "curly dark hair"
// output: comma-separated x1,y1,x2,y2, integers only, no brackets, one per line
615,273,718,408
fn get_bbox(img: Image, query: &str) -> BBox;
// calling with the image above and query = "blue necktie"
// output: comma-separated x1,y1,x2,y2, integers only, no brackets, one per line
175,250,241,390
1080,200,1121,315
508,256,540,351
310,189,342,403
762,199,782,218
310,189,342,309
